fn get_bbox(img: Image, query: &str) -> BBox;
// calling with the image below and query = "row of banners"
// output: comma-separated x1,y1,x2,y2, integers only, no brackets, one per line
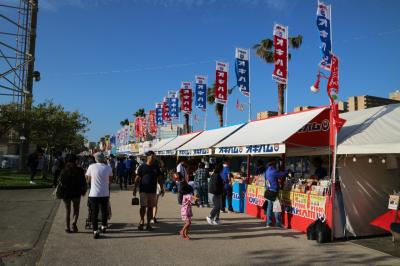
110,0,338,149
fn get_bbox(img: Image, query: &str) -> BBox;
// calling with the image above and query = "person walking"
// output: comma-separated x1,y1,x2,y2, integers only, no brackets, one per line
179,183,196,240
221,160,233,213
86,152,113,239
116,157,126,190
194,162,209,207
264,160,288,228
52,153,64,187
152,159,165,224
206,163,224,225
108,154,117,183
176,158,188,204
134,151,164,231
27,149,42,184
59,154,87,233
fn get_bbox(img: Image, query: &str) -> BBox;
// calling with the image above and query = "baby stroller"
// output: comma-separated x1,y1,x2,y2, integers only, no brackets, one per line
85,198,112,230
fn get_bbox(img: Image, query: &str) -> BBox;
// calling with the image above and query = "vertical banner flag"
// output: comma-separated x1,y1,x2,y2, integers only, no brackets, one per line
180,82,193,114
129,121,135,142
215,62,228,104
317,1,332,70
235,48,250,96
135,117,144,139
327,54,339,101
148,110,157,135
272,23,288,84
168,91,179,119
162,97,171,122
155,103,163,126
195,76,207,110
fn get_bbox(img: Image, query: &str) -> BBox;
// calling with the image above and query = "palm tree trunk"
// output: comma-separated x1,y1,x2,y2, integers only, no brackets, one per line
277,83,285,115
217,104,224,127
184,113,190,133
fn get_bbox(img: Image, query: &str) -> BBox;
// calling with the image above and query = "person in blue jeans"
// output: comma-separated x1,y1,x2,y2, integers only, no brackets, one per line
194,162,209,207
221,160,233,212
264,160,288,228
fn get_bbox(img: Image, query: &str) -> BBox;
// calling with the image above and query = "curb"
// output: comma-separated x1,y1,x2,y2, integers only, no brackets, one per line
0,185,53,190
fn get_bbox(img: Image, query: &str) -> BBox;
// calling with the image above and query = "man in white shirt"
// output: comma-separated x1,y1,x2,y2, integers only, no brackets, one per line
86,152,113,239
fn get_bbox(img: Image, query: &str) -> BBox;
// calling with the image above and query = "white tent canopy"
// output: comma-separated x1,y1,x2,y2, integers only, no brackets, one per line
177,124,245,156
214,107,327,155
151,137,175,153
337,103,400,155
158,131,202,155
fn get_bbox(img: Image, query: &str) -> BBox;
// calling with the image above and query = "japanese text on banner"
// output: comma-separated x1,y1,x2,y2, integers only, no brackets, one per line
272,23,288,84
162,97,171,122
148,110,157,136
167,91,179,119
235,48,250,96
215,62,228,105
317,1,332,70
195,76,207,110
155,103,163,126
180,82,193,114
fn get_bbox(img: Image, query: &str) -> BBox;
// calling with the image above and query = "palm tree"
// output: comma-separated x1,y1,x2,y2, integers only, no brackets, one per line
207,83,234,127
119,118,129,127
253,35,303,115
134,108,146,118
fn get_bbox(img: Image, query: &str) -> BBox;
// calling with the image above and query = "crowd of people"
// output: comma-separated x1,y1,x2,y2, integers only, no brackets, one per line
44,147,301,240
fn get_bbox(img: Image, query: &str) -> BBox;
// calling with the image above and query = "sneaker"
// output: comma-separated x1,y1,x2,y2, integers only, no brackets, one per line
206,216,213,225
146,225,154,231
100,225,107,233
212,219,221,225
153,217,158,224
199,205,204,208
29,181,36,185
265,224,271,228
93,231,100,239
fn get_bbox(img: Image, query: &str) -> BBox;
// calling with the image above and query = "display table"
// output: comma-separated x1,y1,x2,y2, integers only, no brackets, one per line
245,184,266,219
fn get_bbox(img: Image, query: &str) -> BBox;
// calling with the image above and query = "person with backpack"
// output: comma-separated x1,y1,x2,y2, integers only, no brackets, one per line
59,154,87,233
206,163,224,225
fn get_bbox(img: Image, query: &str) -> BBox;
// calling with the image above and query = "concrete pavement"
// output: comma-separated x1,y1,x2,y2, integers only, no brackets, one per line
37,187,400,266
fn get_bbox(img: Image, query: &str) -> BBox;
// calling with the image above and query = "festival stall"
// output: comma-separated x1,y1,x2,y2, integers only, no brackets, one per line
177,124,246,212
213,107,336,233
151,137,175,154
157,131,203,156
336,103,400,237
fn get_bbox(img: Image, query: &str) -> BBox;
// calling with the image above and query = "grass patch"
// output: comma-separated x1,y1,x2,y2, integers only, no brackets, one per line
0,169,53,187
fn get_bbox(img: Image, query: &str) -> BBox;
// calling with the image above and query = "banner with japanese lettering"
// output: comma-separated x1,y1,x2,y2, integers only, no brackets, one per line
272,23,288,84
215,62,228,104
327,54,339,101
148,110,157,136
129,121,135,141
235,48,250,96
195,76,207,110
180,82,193,114
135,117,144,139
162,97,171,122
155,103,163,126
168,91,179,119
317,1,332,70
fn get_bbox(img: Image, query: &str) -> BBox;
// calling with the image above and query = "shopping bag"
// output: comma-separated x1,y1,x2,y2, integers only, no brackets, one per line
273,199,282,213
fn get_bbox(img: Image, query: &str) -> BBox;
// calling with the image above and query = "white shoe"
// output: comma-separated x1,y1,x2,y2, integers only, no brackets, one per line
265,224,271,228
206,216,213,225
29,181,36,185
213,219,221,225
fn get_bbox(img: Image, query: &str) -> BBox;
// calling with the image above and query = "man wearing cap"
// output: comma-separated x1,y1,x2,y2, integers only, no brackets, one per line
86,152,113,239
134,150,164,231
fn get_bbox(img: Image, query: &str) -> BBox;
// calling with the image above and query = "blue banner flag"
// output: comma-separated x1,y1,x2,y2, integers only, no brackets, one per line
195,76,207,110
235,48,250,96
168,91,179,119
317,1,332,70
155,103,163,126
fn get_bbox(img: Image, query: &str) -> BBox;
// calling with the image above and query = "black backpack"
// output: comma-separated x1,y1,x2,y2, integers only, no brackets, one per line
208,174,217,194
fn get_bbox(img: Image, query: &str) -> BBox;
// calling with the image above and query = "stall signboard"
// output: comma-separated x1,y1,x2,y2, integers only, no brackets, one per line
129,143,139,153
388,195,400,210
245,184,266,219
232,182,246,213
281,191,327,221
177,148,212,156
158,150,176,156
215,143,285,155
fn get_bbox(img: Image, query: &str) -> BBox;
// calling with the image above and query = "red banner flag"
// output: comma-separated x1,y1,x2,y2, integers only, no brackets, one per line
327,54,339,101
162,97,171,122
135,117,145,139
215,62,228,104
148,110,157,136
272,23,288,84
180,82,193,114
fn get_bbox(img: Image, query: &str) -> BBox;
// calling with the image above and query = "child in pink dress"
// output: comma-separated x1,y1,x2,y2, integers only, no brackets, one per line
180,183,196,240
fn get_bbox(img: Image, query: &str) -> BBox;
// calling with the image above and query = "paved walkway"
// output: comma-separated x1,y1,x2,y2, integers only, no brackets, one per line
39,187,400,266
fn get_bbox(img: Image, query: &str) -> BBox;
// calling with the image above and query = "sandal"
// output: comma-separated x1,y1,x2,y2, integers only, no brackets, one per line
183,235,190,240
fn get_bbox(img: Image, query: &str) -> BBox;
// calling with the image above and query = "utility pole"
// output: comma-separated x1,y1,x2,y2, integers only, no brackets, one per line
19,0,39,170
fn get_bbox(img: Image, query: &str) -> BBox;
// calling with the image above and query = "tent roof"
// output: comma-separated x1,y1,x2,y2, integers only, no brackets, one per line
214,107,327,154
151,137,175,152
177,124,245,155
158,131,203,154
337,103,400,154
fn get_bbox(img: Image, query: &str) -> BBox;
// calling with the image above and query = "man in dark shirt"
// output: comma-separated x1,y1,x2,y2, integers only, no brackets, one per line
134,151,163,231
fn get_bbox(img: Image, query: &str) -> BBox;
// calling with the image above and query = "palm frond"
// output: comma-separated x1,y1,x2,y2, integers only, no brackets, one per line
288,35,303,49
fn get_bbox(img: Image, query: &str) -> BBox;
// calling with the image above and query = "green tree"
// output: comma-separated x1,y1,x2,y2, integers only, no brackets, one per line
120,119,130,127
134,108,146,118
253,35,303,115
0,103,26,138
206,83,234,127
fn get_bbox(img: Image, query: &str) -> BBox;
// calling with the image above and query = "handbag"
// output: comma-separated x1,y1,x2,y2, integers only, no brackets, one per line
264,189,278,201
273,199,282,213
131,196,139,205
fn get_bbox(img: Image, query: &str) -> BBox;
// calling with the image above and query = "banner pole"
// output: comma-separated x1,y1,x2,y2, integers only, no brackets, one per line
224,103,228,127
285,26,289,114
248,48,252,122
204,109,207,130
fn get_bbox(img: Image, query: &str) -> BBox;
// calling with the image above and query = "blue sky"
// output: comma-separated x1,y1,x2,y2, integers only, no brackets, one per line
26,0,400,141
